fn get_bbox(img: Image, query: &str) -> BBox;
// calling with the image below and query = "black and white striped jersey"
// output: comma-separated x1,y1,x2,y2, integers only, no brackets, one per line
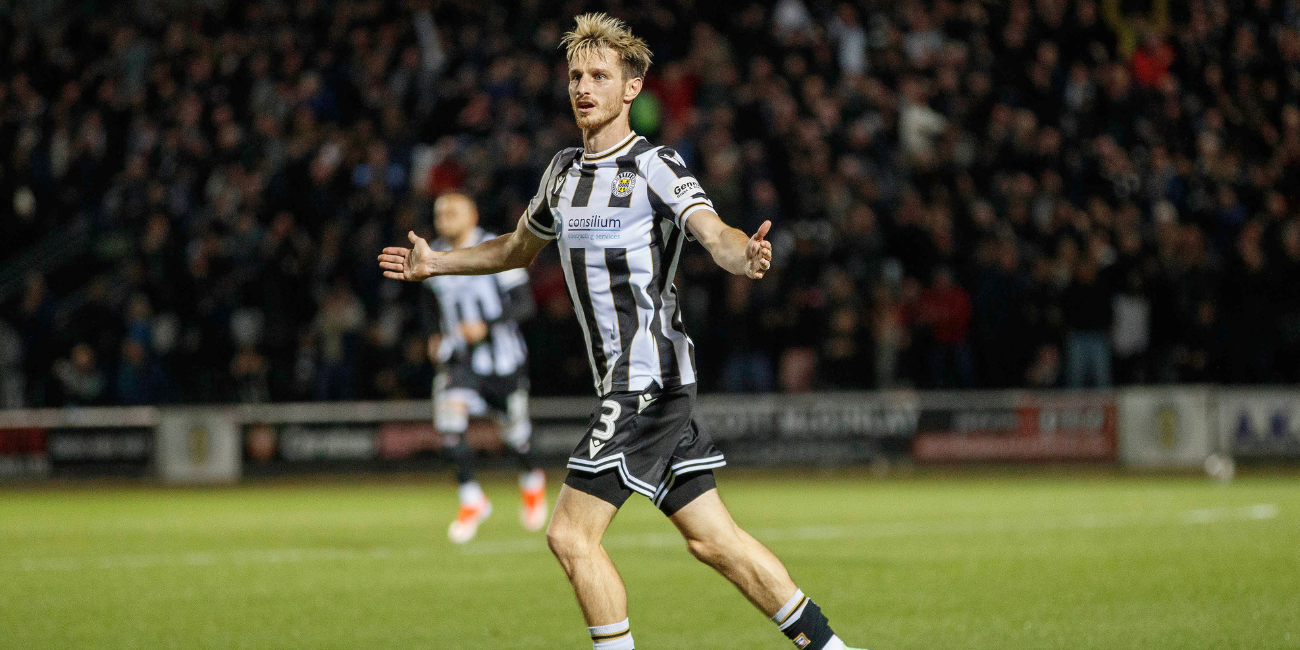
424,228,531,377
523,132,712,396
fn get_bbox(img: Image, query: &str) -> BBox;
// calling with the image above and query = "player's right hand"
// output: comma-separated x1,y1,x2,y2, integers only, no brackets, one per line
378,231,436,281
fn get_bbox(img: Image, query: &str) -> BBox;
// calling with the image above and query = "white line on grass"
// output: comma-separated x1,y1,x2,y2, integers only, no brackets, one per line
7,504,1279,572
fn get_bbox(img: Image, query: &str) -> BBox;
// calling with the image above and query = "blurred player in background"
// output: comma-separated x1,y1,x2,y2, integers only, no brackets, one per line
422,192,546,544
383,14,864,650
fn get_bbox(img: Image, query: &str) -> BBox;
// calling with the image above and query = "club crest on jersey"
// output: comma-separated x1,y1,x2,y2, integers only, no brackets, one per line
612,171,636,198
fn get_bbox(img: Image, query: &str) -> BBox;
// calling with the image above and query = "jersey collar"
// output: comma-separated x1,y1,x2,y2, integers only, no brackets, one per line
582,131,639,162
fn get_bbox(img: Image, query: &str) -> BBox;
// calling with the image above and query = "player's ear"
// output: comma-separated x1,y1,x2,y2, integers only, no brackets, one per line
624,75,642,103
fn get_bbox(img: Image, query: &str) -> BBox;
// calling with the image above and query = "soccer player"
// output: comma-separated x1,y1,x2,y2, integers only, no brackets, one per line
380,14,865,650
422,192,547,544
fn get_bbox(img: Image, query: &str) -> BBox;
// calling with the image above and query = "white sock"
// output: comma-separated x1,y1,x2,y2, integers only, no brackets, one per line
588,618,634,650
772,589,808,630
519,468,545,492
457,481,485,505
822,635,846,650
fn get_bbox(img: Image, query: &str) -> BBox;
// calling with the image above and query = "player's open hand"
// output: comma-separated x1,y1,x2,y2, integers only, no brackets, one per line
745,220,773,279
378,231,436,281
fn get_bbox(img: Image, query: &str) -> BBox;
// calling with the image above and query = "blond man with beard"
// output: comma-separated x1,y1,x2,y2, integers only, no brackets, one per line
380,14,865,650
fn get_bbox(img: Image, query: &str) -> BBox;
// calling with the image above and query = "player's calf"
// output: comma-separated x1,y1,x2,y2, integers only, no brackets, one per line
671,490,859,650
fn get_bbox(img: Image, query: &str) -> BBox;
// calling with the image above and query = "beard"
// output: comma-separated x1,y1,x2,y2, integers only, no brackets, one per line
571,99,620,131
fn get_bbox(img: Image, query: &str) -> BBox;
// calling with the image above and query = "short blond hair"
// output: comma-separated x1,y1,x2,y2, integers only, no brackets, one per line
561,13,652,80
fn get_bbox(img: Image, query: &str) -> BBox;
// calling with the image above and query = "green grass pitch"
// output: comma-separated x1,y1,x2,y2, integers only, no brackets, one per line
2,469,1298,650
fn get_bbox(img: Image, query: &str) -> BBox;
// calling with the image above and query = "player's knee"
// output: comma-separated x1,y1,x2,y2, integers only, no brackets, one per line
435,399,469,434
684,529,738,568
545,520,595,563
684,536,719,565
502,421,532,451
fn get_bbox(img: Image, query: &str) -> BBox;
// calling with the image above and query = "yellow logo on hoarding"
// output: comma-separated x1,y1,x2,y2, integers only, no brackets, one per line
1156,404,1178,450
188,426,210,465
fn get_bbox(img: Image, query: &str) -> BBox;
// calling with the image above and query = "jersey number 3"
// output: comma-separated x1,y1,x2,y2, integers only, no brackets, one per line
588,400,621,458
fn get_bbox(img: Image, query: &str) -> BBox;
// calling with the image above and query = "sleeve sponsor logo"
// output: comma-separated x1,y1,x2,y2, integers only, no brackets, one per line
670,178,701,199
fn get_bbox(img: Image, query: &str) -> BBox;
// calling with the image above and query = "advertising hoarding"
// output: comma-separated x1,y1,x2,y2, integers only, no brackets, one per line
1218,390,1300,459
1117,387,1216,468
912,392,1117,462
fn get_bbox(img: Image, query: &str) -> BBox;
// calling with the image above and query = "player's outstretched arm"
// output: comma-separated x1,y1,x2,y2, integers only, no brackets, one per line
377,216,551,281
687,210,772,279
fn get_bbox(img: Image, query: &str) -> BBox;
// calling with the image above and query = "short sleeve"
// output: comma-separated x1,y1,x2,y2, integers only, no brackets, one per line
643,147,715,235
494,267,529,291
523,151,568,240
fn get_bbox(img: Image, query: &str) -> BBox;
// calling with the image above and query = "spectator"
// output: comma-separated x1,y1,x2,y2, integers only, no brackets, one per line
871,281,911,389
313,278,365,401
1062,259,1114,388
915,267,974,388
114,339,173,406
0,320,24,408
1026,344,1063,388
719,274,776,393
53,343,106,406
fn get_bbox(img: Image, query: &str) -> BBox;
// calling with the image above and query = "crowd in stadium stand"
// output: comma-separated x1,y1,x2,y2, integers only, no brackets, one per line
2,0,1300,406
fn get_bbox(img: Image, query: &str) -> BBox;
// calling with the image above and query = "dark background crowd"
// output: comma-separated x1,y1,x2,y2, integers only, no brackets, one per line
2,0,1299,407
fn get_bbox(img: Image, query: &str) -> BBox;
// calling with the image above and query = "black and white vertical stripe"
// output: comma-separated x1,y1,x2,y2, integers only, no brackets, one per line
424,229,529,376
526,133,709,396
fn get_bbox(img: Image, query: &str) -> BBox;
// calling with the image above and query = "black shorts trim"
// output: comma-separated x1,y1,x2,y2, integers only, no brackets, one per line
565,453,659,496
652,456,727,507
565,468,717,517
438,367,529,414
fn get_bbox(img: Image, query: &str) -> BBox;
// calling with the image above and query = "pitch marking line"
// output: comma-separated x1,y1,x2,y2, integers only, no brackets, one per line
7,504,1279,572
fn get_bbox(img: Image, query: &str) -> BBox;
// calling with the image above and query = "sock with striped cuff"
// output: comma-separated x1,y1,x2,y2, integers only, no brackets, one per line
772,589,845,650
589,618,634,650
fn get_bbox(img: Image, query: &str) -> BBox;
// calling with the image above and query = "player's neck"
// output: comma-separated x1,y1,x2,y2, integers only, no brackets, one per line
581,117,633,156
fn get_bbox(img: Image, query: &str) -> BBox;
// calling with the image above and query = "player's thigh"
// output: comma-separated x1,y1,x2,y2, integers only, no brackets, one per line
548,484,620,546
666,487,740,546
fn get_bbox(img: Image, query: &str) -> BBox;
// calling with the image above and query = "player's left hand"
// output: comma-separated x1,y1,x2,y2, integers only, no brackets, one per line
379,231,436,281
745,220,773,279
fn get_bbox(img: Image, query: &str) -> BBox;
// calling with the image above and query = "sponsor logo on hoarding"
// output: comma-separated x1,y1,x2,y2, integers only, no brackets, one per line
188,426,210,465
280,426,376,461
914,397,1117,462
696,401,918,441
1226,399,1300,457
47,430,153,461
1156,403,1179,450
